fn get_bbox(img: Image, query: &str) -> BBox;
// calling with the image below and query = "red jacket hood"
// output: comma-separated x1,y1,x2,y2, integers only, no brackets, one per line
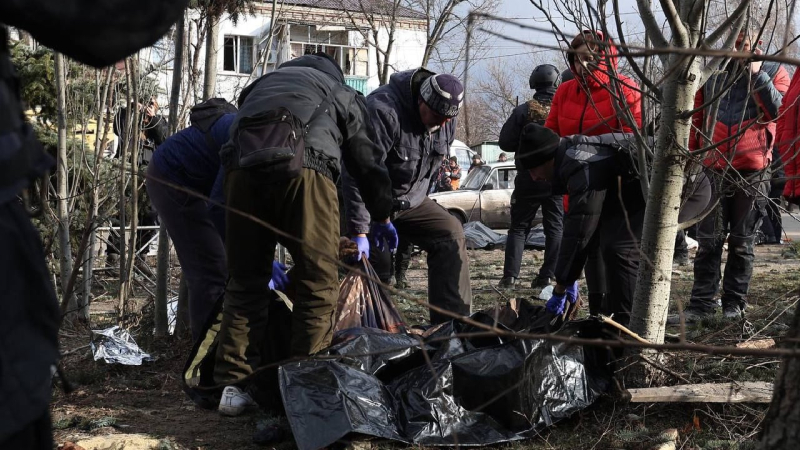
568,30,620,88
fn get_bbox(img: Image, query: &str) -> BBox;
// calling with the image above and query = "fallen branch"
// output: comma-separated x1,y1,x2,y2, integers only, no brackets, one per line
600,314,652,344
627,381,773,403
640,355,692,384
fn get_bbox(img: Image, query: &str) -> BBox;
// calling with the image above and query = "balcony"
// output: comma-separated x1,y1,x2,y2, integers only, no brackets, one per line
345,76,371,95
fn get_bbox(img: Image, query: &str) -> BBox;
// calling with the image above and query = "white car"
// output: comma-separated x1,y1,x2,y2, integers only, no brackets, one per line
431,162,541,229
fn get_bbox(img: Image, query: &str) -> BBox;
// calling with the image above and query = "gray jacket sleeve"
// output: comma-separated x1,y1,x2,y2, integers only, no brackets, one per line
339,92,394,231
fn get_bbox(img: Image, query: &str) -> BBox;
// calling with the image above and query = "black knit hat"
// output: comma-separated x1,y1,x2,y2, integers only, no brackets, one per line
419,73,464,118
517,123,562,169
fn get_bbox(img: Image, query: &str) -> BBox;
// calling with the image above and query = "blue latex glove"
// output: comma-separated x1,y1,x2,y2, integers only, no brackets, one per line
370,220,399,253
546,281,580,316
545,290,568,315
565,281,580,305
353,235,370,261
268,261,289,291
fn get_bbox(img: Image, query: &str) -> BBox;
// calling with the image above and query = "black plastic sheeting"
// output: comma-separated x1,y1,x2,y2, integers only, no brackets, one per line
279,304,613,450
463,221,545,250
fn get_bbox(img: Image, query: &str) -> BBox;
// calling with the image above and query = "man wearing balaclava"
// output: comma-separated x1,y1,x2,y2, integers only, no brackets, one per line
342,69,472,324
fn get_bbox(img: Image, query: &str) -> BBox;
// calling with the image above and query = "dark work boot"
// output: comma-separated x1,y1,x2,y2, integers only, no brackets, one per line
723,304,745,320
498,277,517,289
531,276,552,289
673,252,690,267
666,306,715,325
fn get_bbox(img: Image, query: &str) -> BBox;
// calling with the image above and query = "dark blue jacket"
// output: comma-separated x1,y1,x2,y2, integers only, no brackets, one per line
343,68,456,234
151,113,235,195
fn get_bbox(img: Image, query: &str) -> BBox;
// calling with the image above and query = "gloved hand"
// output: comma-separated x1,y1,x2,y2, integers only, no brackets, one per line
545,290,568,316
565,281,579,305
268,261,289,291
546,281,579,316
353,235,370,261
370,220,399,253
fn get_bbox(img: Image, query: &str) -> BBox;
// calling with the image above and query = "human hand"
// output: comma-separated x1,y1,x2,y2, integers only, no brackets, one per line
546,290,568,316
370,219,399,253
268,260,289,291
749,48,763,75
353,235,370,261
565,281,579,305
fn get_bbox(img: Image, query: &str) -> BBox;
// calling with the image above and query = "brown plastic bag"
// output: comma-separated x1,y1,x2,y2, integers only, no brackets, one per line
334,257,405,334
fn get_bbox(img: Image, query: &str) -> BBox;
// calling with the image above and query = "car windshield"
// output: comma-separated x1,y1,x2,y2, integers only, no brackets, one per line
460,165,491,190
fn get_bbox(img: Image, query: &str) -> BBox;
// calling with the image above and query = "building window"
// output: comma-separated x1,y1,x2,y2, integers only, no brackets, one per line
286,25,368,77
223,35,254,74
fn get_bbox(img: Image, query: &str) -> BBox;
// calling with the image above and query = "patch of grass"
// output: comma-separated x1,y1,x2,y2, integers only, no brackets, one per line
780,241,800,259
53,415,117,431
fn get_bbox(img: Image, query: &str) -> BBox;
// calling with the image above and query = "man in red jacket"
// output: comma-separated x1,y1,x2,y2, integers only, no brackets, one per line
669,32,790,323
776,67,800,206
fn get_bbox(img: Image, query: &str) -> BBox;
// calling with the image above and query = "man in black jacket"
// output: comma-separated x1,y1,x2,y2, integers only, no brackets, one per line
343,68,472,324
518,124,711,325
215,54,397,416
0,1,188,448
498,64,564,289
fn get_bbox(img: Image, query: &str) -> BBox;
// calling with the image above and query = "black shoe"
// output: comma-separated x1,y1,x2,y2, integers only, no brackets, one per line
531,276,552,289
498,277,517,289
673,253,690,266
666,307,714,325
723,304,745,320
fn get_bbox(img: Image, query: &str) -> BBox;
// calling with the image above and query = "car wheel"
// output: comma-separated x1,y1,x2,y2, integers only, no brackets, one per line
448,209,467,225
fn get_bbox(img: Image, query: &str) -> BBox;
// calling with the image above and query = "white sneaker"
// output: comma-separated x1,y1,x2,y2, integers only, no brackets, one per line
218,385,256,416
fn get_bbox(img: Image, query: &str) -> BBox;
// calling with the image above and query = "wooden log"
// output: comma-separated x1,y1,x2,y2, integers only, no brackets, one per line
627,382,773,403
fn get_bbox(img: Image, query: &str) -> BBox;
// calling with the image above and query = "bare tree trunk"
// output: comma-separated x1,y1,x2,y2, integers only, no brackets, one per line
628,58,698,344
203,13,219,100
54,52,77,317
155,15,186,337
759,304,800,449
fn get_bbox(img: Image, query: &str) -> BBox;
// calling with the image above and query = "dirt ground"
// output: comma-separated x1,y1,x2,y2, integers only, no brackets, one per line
53,242,800,450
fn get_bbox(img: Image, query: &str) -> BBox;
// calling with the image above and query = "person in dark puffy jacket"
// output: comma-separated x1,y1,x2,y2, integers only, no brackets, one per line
0,0,188,448
498,63,565,290
672,31,790,323
343,68,472,324
215,53,396,416
545,30,643,316
517,124,711,326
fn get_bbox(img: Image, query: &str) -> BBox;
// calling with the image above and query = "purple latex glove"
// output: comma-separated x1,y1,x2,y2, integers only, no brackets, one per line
545,290,568,315
370,220,399,253
268,260,289,291
565,281,579,305
353,235,370,261
546,281,579,315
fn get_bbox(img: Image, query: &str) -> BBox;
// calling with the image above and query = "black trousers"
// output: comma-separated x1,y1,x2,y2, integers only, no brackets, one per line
760,183,784,242
502,174,564,280
0,410,52,450
369,197,471,324
147,164,227,341
689,172,767,311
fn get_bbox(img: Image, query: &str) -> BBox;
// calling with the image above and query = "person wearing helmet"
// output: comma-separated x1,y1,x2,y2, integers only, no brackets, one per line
497,63,565,289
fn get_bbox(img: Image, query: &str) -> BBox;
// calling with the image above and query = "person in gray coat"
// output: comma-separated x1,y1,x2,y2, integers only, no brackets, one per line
215,54,397,416
343,68,472,324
